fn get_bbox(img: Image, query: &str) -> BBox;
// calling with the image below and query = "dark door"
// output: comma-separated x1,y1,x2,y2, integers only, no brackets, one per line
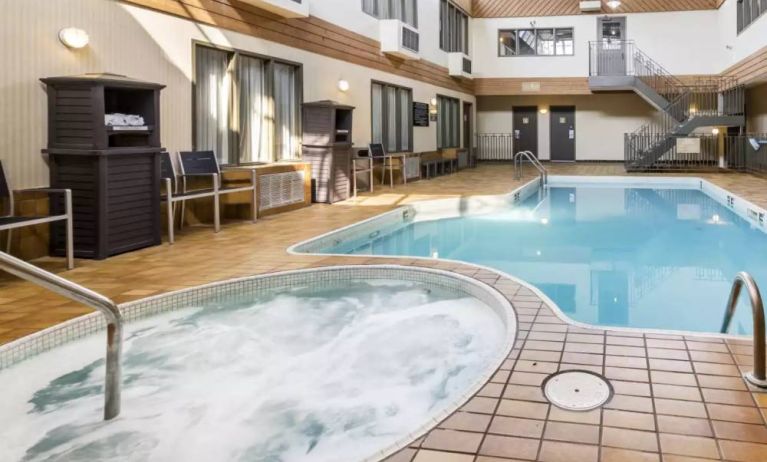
463,102,473,165
597,17,627,76
512,106,538,158
550,106,576,161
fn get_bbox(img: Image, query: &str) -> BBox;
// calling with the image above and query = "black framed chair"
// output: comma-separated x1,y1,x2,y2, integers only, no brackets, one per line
369,143,405,188
0,161,74,269
178,150,257,225
160,152,220,244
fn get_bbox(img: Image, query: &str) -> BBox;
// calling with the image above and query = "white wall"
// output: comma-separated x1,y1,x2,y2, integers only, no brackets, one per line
718,0,767,69
477,94,657,161
472,10,727,78
0,0,474,188
311,0,449,66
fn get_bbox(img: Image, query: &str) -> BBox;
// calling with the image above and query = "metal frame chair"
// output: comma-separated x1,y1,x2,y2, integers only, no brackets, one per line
160,152,220,244
0,161,74,269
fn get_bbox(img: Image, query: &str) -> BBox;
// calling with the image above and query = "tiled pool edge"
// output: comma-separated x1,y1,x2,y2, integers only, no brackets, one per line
0,265,518,462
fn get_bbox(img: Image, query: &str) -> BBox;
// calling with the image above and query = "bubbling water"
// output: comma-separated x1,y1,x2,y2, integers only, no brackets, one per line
0,280,505,462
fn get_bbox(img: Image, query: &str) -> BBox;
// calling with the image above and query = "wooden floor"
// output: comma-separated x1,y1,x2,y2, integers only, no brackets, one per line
4,162,767,462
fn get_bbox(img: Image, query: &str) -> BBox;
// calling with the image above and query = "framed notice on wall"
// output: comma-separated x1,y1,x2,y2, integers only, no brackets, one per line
413,102,429,127
676,137,701,154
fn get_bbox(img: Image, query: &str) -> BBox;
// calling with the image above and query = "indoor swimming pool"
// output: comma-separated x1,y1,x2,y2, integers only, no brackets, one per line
297,177,767,335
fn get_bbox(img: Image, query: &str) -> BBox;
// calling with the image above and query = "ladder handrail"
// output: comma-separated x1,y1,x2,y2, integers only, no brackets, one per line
720,271,767,388
514,150,548,187
0,251,123,419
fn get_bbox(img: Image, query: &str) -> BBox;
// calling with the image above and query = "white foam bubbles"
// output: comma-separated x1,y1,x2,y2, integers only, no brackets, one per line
0,280,504,462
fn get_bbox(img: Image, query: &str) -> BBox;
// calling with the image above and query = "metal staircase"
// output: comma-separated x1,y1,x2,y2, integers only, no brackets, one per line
589,41,745,171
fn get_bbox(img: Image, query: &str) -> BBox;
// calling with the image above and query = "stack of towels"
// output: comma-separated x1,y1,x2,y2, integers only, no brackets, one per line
105,113,145,127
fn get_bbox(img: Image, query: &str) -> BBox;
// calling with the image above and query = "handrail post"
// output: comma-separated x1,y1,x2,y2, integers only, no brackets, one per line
0,251,123,418
514,150,547,187
720,272,767,388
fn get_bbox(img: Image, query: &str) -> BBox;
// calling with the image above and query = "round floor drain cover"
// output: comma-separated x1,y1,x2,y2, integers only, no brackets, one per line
542,370,613,411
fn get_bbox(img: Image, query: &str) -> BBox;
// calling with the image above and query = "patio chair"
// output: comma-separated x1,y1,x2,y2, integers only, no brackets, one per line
369,143,405,188
0,160,74,269
178,150,257,224
160,151,221,244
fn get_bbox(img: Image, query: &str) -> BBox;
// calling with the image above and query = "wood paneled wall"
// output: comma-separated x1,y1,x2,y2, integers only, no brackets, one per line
471,0,718,18
121,0,474,94
723,46,767,85
474,77,592,96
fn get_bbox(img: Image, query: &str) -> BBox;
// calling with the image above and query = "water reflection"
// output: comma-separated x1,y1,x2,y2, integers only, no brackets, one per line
326,184,767,334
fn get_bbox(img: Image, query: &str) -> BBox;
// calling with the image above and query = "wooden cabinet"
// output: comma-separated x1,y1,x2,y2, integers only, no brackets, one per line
41,74,165,259
301,101,354,204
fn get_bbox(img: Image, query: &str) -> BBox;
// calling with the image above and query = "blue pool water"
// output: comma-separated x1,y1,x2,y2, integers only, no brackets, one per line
319,182,767,334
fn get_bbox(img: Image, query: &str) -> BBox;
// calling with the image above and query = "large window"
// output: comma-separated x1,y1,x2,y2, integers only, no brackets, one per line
499,27,574,56
440,0,469,54
371,81,413,153
362,0,418,27
437,95,460,149
738,0,767,33
194,44,301,165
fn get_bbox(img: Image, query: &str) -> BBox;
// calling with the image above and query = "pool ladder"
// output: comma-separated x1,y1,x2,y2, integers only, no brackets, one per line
720,272,767,388
514,150,548,188
0,251,123,419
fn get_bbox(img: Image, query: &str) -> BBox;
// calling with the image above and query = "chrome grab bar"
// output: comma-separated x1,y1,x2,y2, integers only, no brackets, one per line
720,272,767,388
514,150,548,187
0,251,123,419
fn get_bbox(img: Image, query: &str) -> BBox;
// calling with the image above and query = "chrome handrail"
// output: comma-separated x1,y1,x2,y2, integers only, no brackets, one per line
514,150,548,187
720,272,767,388
0,251,123,419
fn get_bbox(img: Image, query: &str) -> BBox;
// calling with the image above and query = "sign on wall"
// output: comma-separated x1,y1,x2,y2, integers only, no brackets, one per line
413,102,429,127
676,137,701,154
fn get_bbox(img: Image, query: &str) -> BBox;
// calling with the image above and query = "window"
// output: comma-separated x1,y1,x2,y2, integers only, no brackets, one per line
194,44,301,165
362,0,418,28
499,27,574,56
437,95,460,149
440,0,469,54
371,81,413,152
738,0,767,33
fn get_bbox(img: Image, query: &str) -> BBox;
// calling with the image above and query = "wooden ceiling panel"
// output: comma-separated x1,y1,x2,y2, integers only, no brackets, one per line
471,0,718,18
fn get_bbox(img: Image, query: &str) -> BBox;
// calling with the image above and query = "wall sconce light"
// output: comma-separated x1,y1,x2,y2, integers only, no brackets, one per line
712,128,720,135
539,107,549,114
430,97,438,106
59,27,89,49
337,79,350,92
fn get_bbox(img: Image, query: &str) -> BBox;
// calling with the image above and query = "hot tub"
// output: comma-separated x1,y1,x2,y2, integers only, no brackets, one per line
0,265,515,462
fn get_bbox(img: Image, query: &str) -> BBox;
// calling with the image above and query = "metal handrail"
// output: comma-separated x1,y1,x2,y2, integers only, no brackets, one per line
720,272,767,388
514,150,548,187
0,251,123,418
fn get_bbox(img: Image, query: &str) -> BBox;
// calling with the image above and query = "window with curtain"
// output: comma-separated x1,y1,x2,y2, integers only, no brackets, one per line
440,0,469,54
195,46,234,164
437,95,460,149
194,44,301,165
362,0,418,27
737,0,767,33
371,81,413,153
499,27,574,56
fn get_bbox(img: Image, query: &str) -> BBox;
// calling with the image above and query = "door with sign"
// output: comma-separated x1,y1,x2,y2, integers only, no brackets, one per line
512,106,538,158
550,106,576,162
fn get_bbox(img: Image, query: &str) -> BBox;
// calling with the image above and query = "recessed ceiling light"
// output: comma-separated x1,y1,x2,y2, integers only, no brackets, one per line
606,0,621,10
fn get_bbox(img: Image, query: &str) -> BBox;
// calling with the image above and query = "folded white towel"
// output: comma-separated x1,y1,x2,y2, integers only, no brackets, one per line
105,113,145,127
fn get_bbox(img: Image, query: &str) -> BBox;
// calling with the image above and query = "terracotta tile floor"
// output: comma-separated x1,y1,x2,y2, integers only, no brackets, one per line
3,162,767,461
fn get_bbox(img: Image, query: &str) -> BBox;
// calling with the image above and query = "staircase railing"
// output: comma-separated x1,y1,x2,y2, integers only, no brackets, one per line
0,251,123,420
591,40,745,171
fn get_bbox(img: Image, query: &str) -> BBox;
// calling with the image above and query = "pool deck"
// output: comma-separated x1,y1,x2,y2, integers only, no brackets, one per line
3,162,767,462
